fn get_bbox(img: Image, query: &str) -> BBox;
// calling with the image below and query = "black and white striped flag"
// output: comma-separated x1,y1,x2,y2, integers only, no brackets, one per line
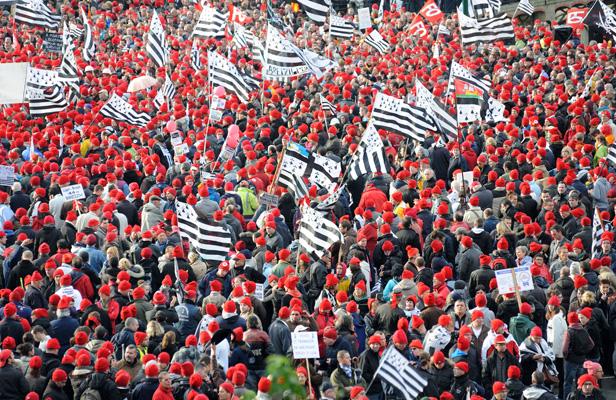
176,201,232,264
489,0,501,13
68,23,83,40
28,85,67,116
147,10,168,68
486,97,507,123
57,39,80,104
283,170,310,201
314,183,346,213
364,30,390,54
329,15,354,39
154,75,176,109
447,60,491,96
193,5,228,38
208,51,257,104
278,142,341,194
297,0,330,25
592,209,612,258
298,205,343,258
377,346,428,400
348,122,390,180
416,80,457,142
191,41,202,70
437,24,450,36
458,11,515,46
371,92,436,142
100,93,152,127
319,94,336,114
15,0,61,30
232,24,265,64
608,142,616,167
517,0,534,16
80,7,96,62
263,24,310,80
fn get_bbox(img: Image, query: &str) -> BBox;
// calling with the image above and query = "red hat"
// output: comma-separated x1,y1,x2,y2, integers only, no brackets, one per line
350,386,364,399
492,381,507,394
494,334,506,344
497,237,508,250
220,382,234,395
454,361,469,374
47,338,60,350
438,314,452,327
547,295,561,307
409,339,423,349
391,329,407,344
508,365,521,379
4,303,16,317
519,302,532,315
411,315,424,329
95,357,110,373
52,368,67,382
471,310,484,321
579,307,593,320
324,326,338,340
530,326,542,337
145,362,160,377
430,239,443,253
577,373,599,389
258,377,271,393
432,350,445,364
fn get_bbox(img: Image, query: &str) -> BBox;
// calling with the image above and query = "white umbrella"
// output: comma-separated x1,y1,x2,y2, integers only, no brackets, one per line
127,75,158,92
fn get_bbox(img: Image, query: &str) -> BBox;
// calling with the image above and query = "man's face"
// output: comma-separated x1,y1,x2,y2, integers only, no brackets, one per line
338,353,351,367
495,342,507,353
125,348,137,363
581,382,595,395
455,301,466,315
453,366,465,377
290,310,301,322
369,343,380,352
161,375,172,390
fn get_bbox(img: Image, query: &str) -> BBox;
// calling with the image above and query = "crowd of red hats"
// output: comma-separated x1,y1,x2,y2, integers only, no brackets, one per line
0,0,615,400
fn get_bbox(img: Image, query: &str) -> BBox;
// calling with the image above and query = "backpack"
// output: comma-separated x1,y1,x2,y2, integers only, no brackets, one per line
80,388,102,400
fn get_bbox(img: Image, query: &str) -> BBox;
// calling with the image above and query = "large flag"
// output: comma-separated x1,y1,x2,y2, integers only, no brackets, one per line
176,201,232,264
80,7,96,62
416,81,457,142
455,77,486,124
208,51,258,103
267,0,292,34
376,346,429,400
584,0,616,40
154,75,175,109
68,23,83,40
348,123,390,180
147,10,168,68
28,85,67,116
193,5,228,38
608,142,616,166
57,40,79,104
278,142,341,194
329,15,355,39
15,0,61,29
371,92,436,142
232,24,265,64
319,94,336,114
447,60,491,95
419,0,444,24
298,205,343,259
458,11,514,45
314,183,346,213
517,0,534,16
460,0,495,20
263,24,310,80
409,15,430,38
364,30,390,54
296,0,330,25
100,93,152,127
567,8,588,30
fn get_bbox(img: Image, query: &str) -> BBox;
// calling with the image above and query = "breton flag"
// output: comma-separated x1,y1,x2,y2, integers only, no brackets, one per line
486,97,507,123
68,23,83,40
232,24,265,64
28,85,67,116
263,24,310,80
191,41,202,70
446,60,491,96
592,209,613,258
208,51,258,104
364,30,390,54
458,11,515,45
517,0,534,16
460,0,494,20
147,10,169,68
80,7,96,62
57,39,80,104
298,205,343,259
329,15,354,39
437,23,451,36
584,0,616,40
348,122,390,180
100,93,152,127
297,0,330,25
267,0,292,35
176,201,232,264
15,0,61,30
416,80,457,142
154,75,176,109
371,92,436,143
314,183,346,213
455,77,486,124
608,142,616,167
193,5,228,38
376,346,428,400
319,94,337,114
277,142,341,194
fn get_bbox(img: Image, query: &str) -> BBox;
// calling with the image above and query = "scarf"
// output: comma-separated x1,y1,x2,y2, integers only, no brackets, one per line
340,364,353,379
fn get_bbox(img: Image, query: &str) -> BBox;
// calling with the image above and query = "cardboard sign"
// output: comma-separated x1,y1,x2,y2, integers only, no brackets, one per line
211,96,226,110
43,32,63,54
291,331,320,359
260,193,279,208
495,266,534,295
170,131,183,147
357,7,372,30
174,143,190,155
220,145,235,161
61,184,86,201
0,165,15,186
209,109,223,122
254,283,264,301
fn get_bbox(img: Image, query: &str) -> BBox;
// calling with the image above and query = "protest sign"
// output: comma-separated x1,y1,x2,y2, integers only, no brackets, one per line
61,184,86,201
291,331,320,359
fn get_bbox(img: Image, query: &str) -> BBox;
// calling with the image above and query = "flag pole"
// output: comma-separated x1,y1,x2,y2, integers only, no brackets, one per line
452,79,469,210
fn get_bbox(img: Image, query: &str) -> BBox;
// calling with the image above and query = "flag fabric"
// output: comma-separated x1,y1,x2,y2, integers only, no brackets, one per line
447,60,491,96
584,0,616,40
15,0,61,29
296,0,330,25
566,8,588,29
232,24,265,64
592,210,612,258
437,23,450,36
28,85,67,116
517,0,534,16
419,0,444,24
364,30,390,54
455,77,486,124
486,97,507,123
263,24,310,80
409,15,430,38
154,75,176,109
314,183,346,213
608,142,616,166
461,0,494,20
278,142,341,194
319,94,336,114
228,4,252,25
267,0,292,34
68,23,83,40
415,81,457,142
100,93,152,127
371,92,436,142
208,51,258,103
298,205,343,258
277,142,311,190
348,122,390,180
376,346,429,400
81,8,96,62
329,15,354,39
458,12,515,45
191,41,202,70
489,0,501,13
193,5,228,38
147,10,168,68
57,41,80,103
176,201,232,263
26,67,58,92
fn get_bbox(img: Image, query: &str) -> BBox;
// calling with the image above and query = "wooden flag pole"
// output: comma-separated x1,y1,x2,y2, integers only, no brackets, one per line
510,267,523,310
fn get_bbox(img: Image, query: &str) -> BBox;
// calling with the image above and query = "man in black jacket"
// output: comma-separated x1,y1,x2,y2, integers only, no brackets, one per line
0,303,24,345
76,358,122,400
483,334,520,390
24,271,47,310
305,253,329,312
129,362,160,400
358,335,383,397
0,349,29,400
43,368,69,400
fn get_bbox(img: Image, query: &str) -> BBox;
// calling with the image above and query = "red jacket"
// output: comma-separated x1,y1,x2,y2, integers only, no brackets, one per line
70,269,94,300
153,386,174,400
358,186,388,213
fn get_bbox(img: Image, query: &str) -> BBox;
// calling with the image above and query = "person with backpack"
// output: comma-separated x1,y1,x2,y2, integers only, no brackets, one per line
111,317,138,361
76,357,122,400
562,312,595,399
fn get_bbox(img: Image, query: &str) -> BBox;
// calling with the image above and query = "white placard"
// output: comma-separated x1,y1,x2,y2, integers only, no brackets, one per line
291,331,320,359
495,266,534,295
61,184,85,201
0,165,15,186
455,171,474,187
0,63,28,105
357,8,372,30
254,283,264,301
174,143,189,155
170,131,183,147
210,109,223,122
212,96,226,110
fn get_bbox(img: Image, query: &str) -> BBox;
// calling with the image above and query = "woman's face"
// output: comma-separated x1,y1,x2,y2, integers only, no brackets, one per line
297,373,307,385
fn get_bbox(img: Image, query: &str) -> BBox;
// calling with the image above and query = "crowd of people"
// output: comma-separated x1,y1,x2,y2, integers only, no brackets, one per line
0,0,615,399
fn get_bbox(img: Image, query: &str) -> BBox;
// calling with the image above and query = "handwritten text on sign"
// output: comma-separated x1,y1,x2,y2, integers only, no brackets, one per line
291,331,320,359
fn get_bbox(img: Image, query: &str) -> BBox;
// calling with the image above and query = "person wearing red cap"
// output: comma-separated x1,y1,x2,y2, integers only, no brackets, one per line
130,360,160,400
42,368,68,400
0,348,28,399
485,333,521,389
509,302,537,344
450,361,482,399
570,373,603,399
562,311,596,398
152,371,175,400
518,326,557,387
424,314,454,354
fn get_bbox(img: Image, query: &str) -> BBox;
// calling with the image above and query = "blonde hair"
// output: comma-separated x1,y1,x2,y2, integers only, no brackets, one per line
496,222,512,236
106,246,120,259
146,320,164,338
118,258,132,270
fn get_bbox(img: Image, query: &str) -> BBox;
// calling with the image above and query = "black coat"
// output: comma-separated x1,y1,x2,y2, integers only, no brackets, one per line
160,258,196,284
6,259,36,290
0,317,24,345
34,225,62,258
129,377,159,400
468,266,495,296
10,191,31,212
0,364,30,400
359,348,382,395
43,381,69,400
76,372,122,400
430,363,454,393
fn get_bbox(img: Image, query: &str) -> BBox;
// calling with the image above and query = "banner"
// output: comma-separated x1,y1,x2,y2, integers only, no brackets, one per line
0,63,29,105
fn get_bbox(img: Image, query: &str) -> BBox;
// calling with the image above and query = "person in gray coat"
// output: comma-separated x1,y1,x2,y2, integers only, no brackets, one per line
140,196,163,233
455,236,481,282
268,307,292,355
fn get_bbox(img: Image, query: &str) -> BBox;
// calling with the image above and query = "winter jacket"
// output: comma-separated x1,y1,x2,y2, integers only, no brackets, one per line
359,348,382,395
0,364,30,399
76,372,122,400
562,323,594,364
141,202,164,232
521,384,559,400
509,313,537,344
430,363,454,393
49,316,80,355
330,366,367,400
129,377,159,400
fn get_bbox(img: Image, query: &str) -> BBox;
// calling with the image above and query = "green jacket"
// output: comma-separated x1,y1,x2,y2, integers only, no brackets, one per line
330,366,367,400
236,186,259,217
509,313,536,344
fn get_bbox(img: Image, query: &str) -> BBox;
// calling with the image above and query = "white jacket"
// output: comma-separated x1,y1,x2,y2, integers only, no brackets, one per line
547,311,567,358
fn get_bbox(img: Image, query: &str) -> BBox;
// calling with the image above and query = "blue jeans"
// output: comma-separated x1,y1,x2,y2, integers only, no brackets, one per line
563,361,584,399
